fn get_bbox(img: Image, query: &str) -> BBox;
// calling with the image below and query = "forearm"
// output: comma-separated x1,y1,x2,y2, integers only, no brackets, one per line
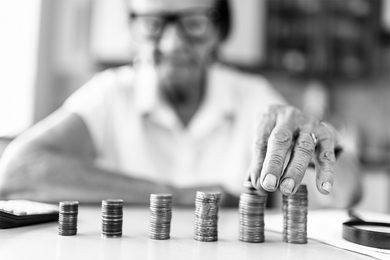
0,145,175,204
0,146,235,206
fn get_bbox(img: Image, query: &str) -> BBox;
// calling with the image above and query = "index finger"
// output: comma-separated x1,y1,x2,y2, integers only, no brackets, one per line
260,122,295,192
246,112,276,189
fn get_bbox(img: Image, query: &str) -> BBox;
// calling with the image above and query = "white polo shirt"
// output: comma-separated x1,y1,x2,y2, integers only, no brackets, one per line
63,63,286,195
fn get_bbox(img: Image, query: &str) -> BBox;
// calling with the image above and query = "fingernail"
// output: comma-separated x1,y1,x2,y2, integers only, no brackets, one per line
262,174,277,190
280,178,295,194
322,182,332,193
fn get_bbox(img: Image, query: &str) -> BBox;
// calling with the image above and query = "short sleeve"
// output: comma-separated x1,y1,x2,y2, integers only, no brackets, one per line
62,69,118,154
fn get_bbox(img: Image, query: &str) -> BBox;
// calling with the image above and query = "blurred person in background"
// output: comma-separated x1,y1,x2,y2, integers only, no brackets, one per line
0,0,362,207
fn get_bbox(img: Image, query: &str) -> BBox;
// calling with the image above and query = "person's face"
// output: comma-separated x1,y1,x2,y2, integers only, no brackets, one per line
128,0,222,87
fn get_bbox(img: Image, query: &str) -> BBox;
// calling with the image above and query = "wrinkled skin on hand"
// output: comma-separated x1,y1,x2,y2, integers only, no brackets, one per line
245,105,343,196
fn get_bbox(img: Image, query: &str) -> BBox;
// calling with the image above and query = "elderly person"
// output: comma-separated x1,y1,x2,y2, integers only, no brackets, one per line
0,0,361,207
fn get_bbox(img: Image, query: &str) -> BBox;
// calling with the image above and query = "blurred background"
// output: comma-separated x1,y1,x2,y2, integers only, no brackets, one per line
0,0,389,212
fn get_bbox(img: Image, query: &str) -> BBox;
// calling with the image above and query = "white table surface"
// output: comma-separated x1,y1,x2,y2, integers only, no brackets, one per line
0,207,374,260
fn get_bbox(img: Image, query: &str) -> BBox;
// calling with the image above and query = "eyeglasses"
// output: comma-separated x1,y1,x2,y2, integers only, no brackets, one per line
129,9,220,41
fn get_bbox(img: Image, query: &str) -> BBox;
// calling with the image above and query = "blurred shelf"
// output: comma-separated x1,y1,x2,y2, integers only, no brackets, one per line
264,0,384,79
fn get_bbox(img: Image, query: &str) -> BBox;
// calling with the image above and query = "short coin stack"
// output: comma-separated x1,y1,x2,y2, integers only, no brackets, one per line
101,199,123,238
282,184,308,244
58,201,78,236
193,191,221,242
238,192,267,243
149,194,173,240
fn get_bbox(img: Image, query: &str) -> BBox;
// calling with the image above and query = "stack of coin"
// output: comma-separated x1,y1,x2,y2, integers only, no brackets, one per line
149,194,173,240
101,199,123,238
58,201,78,236
193,191,221,242
282,184,308,244
238,192,267,243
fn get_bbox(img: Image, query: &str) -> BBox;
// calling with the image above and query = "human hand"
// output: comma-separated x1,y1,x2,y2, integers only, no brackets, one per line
245,105,343,196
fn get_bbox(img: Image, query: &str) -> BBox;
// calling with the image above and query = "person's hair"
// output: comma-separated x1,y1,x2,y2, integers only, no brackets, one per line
215,0,231,41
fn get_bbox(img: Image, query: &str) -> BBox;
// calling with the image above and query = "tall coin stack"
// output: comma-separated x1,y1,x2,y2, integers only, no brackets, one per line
193,191,221,242
58,201,78,236
238,191,267,243
101,199,123,238
282,184,308,244
149,194,172,240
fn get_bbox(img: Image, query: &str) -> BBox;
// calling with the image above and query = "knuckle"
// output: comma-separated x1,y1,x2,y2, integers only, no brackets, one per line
270,128,292,147
289,161,306,178
255,112,276,133
318,165,333,175
295,140,315,155
318,167,334,180
319,150,336,164
318,151,336,174
266,153,284,169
